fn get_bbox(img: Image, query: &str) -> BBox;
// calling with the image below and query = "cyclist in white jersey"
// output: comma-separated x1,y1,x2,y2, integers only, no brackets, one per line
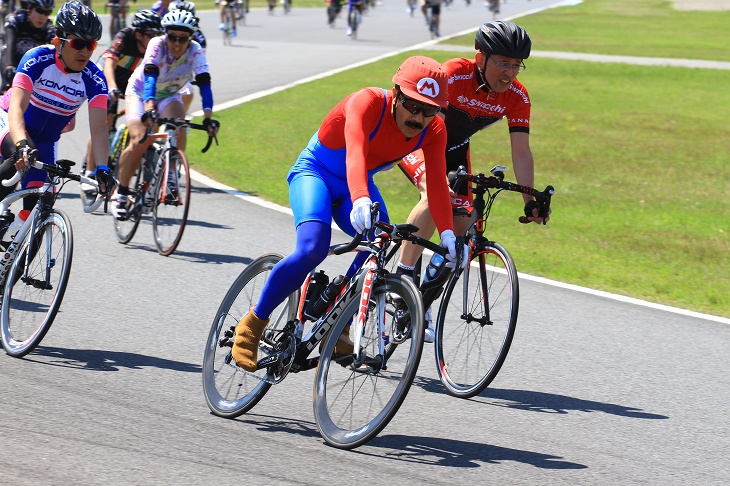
112,8,218,220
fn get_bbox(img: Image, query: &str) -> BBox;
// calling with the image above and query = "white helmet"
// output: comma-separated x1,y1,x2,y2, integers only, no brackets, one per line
161,9,198,33
170,1,196,15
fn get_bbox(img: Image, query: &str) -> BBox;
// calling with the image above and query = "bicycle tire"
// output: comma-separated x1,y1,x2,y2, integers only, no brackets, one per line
314,274,424,449
434,241,519,398
202,253,300,418
113,157,144,244
223,12,231,45
152,148,190,256
1,210,74,357
109,125,129,179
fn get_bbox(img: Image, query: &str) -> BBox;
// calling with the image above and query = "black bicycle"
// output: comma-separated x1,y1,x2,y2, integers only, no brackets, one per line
384,165,553,398
202,208,449,449
113,117,217,256
431,165,553,397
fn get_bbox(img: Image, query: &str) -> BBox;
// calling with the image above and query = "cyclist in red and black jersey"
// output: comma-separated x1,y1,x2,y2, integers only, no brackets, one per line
81,9,162,193
398,21,549,339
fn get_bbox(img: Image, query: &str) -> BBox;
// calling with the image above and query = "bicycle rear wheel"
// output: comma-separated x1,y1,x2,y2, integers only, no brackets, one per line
314,275,424,449
113,160,144,244
202,254,300,418
152,148,190,256
434,241,518,398
1,210,73,357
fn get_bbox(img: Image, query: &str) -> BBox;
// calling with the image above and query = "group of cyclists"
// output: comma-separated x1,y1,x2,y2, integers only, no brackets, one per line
0,0,548,400
0,1,218,226
230,20,549,366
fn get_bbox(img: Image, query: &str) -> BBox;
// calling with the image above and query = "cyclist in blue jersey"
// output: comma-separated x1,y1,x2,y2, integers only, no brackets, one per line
112,8,218,220
0,1,109,209
151,0,171,16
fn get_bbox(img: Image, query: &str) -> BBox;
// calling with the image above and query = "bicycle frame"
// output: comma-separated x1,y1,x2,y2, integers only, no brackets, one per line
251,220,432,381
0,163,107,289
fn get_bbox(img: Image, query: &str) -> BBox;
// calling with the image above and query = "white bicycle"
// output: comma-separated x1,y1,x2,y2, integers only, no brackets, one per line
0,155,114,357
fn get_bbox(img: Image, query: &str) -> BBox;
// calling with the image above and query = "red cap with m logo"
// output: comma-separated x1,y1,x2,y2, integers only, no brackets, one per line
392,56,448,108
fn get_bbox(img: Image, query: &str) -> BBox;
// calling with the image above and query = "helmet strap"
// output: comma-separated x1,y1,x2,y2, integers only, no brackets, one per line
475,54,492,94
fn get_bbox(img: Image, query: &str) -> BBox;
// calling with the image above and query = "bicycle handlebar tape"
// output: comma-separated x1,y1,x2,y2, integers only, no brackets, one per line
231,309,270,372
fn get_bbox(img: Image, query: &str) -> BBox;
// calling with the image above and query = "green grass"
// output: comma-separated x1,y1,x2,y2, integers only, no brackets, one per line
184,1,730,318
442,0,730,62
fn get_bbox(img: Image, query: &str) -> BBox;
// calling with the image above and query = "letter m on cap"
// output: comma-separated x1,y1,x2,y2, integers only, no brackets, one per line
417,77,440,99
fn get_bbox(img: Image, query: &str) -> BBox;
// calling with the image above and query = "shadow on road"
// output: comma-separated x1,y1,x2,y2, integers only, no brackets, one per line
226,412,586,470
26,346,201,373
412,376,667,419
363,434,588,469
474,387,669,420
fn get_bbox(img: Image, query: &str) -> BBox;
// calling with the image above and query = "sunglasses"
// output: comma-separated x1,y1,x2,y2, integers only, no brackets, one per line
35,7,53,15
167,33,192,44
60,37,98,51
142,31,161,38
398,93,440,117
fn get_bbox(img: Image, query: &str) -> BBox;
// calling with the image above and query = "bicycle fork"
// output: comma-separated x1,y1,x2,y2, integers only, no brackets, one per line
351,257,388,372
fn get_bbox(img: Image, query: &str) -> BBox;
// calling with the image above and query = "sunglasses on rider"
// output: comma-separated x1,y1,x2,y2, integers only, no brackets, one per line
398,93,441,117
60,37,98,51
167,33,192,43
35,7,53,15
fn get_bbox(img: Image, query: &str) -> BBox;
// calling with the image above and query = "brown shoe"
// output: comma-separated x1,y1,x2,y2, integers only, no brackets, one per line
231,309,269,372
319,324,355,356
334,325,355,355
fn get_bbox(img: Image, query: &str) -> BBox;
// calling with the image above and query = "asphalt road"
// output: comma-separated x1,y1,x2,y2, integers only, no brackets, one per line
1,2,728,485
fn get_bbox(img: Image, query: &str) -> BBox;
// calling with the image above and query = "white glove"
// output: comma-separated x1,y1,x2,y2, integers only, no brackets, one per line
350,197,374,234
440,229,470,269
440,229,457,261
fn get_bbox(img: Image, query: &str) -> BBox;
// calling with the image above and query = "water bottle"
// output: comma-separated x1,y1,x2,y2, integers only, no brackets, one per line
302,270,329,322
0,209,14,240
305,275,346,320
422,252,454,288
4,209,30,242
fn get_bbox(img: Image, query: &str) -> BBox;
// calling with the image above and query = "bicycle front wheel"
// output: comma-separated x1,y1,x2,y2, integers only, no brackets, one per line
113,160,143,244
202,254,300,418
1,210,73,357
153,149,191,256
435,241,519,398
314,275,424,449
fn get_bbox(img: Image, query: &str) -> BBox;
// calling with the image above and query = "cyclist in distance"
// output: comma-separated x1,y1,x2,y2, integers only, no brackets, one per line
112,8,218,220
230,56,462,372
0,0,56,94
151,0,171,16
422,0,442,38
106,0,131,41
216,0,237,37
397,21,549,340
0,1,109,209
80,8,163,197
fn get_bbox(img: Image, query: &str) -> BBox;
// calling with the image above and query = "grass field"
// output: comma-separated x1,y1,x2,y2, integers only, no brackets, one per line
183,0,729,318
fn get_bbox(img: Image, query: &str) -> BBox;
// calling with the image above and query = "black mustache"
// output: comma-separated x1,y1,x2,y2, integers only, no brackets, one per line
405,120,424,130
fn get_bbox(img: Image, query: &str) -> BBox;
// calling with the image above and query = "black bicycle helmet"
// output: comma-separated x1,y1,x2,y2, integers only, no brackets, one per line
475,20,531,59
26,0,56,9
132,9,163,34
54,1,102,41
